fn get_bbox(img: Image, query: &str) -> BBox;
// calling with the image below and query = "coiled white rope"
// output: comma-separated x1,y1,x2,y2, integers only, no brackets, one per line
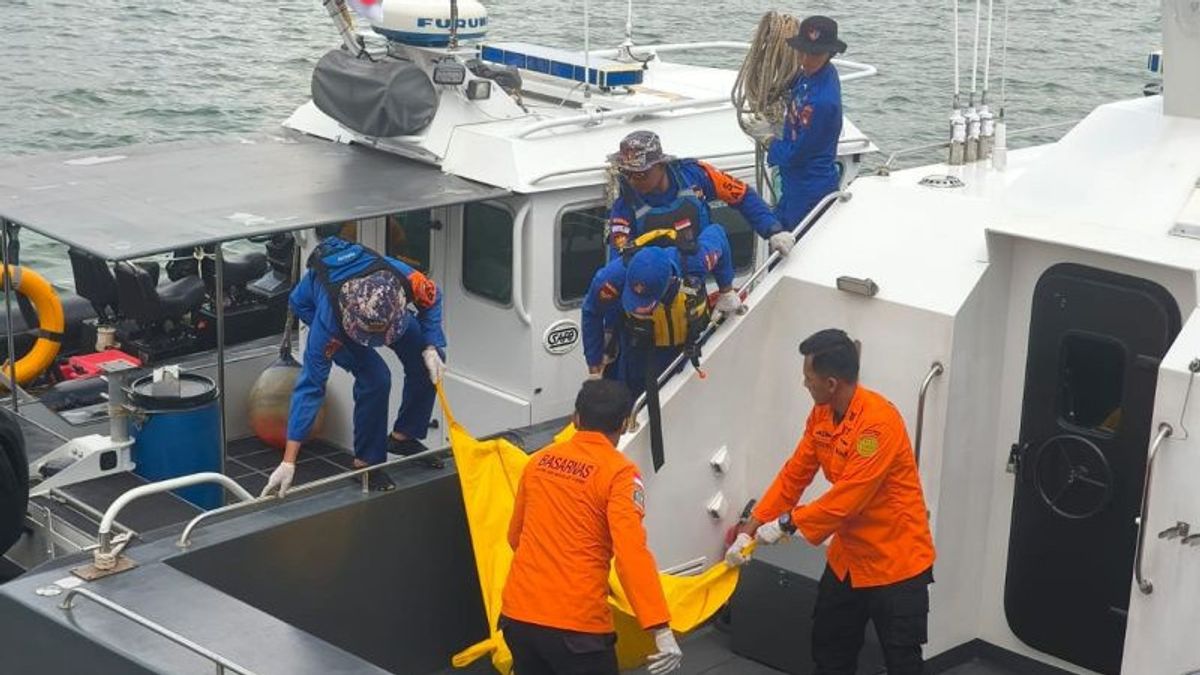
731,11,802,132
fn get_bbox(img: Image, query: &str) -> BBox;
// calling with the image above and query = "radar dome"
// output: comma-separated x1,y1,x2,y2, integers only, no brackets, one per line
371,0,488,47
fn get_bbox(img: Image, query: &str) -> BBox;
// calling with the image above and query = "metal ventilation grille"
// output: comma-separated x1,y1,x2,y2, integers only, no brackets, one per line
919,174,966,188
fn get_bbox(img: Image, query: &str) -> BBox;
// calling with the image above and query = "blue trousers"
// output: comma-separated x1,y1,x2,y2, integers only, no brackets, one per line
330,314,439,465
774,172,840,229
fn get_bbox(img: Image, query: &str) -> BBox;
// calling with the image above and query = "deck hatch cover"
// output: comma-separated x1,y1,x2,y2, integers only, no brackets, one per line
0,131,508,261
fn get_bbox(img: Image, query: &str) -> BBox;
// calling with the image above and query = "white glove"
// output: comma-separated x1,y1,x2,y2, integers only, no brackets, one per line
261,462,295,498
743,118,778,144
423,346,445,383
714,290,742,315
755,518,787,545
769,231,795,257
647,627,683,674
724,532,754,567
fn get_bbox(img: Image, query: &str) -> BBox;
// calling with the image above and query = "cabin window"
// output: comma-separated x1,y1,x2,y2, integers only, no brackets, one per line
462,202,513,305
1057,334,1125,434
709,204,756,273
386,210,434,272
331,222,359,241
557,205,609,306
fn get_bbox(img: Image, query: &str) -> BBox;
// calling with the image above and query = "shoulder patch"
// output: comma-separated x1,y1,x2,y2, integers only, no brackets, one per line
700,161,748,205
407,271,438,309
799,104,814,128
856,431,879,458
599,281,620,302
632,474,645,513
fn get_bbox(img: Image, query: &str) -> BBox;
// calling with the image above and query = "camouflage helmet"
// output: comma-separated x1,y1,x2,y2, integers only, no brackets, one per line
607,130,674,173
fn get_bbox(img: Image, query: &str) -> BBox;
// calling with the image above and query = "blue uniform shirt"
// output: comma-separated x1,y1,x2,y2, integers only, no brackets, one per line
607,159,779,256
768,62,843,228
287,237,445,442
581,223,734,369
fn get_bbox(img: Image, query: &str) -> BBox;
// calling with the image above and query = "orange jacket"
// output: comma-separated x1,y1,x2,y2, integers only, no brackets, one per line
502,431,671,633
752,386,935,588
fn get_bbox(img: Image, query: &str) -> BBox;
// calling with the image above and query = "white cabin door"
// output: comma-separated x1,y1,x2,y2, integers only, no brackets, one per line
440,197,533,437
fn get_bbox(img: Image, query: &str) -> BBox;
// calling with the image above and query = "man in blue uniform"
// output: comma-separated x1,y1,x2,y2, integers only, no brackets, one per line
581,224,741,397
606,131,795,259
262,227,447,496
762,16,846,234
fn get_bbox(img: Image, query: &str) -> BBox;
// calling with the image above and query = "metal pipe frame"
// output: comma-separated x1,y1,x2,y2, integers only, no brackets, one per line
527,138,871,187
512,199,532,326
629,190,847,421
177,444,448,548
1135,422,1174,595
214,245,228,480
516,94,731,139
47,488,137,540
59,587,258,675
97,473,254,554
914,362,945,467
2,219,17,412
584,41,878,83
529,153,754,186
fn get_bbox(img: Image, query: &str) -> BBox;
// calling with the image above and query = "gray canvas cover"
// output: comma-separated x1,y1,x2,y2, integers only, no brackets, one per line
312,50,438,138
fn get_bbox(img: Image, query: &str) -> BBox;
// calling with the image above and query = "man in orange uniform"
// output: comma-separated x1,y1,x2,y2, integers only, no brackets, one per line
501,380,683,674
725,329,935,674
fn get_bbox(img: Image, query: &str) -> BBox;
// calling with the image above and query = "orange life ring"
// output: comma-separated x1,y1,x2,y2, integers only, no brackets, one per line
1,265,64,386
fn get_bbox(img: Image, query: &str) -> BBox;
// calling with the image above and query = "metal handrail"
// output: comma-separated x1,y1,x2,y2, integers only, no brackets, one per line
1135,422,1173,595
527,137,872,187
177,445,448,548
913,362,945,467
529,150,754,186
97,473,253,557
512,199,532,326
628,190,848,422
59,587,258,675
516,94,731,139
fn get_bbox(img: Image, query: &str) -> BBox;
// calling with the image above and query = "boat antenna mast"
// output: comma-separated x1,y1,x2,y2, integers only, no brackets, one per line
581,0,599,115
978,0,997,160
992,0,1010,170
948,0,966,165
965,0,983,163
616,0,654,64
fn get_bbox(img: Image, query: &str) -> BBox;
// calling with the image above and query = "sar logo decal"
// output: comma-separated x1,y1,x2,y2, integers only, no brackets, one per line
542,319,581,355
856,433,879,458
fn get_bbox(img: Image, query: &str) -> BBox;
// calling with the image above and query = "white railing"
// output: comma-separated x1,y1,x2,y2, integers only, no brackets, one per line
514,42,878,140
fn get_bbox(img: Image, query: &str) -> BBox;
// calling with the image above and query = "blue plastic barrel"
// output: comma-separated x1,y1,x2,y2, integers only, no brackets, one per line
128,372,222,509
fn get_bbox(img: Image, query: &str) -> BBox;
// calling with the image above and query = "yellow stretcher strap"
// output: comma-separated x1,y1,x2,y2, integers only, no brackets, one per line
437,385,746,673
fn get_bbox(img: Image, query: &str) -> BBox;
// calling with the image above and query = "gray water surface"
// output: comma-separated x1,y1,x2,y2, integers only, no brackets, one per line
0,0,1162,281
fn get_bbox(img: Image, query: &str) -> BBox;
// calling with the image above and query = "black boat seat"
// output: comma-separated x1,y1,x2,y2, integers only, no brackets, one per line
202,251,268,289
114,261,206,324
68,249,161,320
68,248,118,321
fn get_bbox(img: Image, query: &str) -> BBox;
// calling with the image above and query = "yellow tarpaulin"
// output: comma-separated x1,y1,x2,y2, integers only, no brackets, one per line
439,388,746,673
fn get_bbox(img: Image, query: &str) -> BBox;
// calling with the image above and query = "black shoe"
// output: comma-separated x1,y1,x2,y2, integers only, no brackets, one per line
387,436,446,469
348,467,397,492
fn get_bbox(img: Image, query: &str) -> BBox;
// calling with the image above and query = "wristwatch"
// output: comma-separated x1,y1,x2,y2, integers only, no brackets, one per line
778,511,797,535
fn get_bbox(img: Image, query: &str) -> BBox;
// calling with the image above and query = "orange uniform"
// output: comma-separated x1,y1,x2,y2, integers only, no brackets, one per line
503,431,670,633
753,386,935,587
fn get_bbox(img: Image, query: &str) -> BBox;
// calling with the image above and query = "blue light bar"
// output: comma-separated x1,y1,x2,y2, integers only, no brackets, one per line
479,42,644,88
